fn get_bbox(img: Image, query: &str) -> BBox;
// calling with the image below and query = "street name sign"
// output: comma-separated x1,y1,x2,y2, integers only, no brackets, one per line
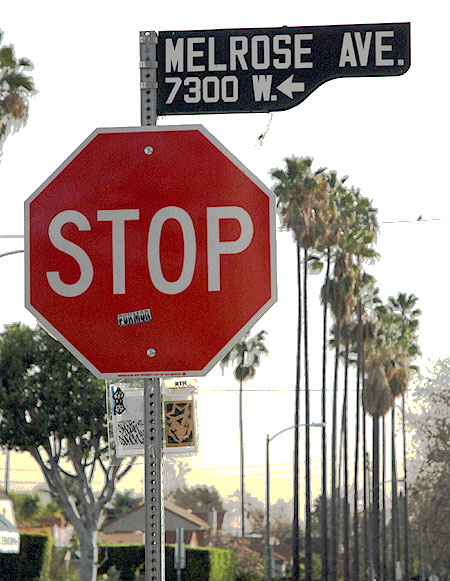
25,125,276,379
157,22,410,115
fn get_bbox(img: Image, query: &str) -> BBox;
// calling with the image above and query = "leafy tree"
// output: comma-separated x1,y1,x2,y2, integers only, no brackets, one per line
163,458,192,494
406,358,450,579
231,538,265,581
214,535,265,581
103,489,143,523
0,31,35,155
269,498,293,546
9,490,65,526
167,484,225,513
246,501,265,535
39,496,65,521
9,491,41,525
0,323,135,581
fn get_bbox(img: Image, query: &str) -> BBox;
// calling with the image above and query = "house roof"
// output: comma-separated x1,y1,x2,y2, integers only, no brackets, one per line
164,501,210,529
102,501,210,534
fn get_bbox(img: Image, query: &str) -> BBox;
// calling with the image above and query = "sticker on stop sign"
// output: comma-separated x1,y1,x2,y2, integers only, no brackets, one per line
25,125,277,378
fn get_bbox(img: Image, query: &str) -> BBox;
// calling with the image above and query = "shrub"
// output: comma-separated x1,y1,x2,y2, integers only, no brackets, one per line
0,532,52,581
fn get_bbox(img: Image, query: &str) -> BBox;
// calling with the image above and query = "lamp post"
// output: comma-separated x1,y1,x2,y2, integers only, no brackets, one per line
265,422,325,581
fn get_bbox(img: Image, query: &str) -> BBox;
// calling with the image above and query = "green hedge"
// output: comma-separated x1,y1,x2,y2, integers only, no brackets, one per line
98,544,144,581
0,532,53,581
209,546,236,581
98,544,235,580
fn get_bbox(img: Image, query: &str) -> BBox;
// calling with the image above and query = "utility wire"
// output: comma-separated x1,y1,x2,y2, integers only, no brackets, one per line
0,217,443,240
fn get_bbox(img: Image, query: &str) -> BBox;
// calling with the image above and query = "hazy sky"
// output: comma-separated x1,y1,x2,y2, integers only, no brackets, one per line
1,0,448,503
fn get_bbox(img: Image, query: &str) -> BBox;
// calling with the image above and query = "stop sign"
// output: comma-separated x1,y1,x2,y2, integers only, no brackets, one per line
25,125,276,379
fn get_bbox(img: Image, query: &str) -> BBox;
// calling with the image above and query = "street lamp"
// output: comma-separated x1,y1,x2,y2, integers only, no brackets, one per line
265,422,325,581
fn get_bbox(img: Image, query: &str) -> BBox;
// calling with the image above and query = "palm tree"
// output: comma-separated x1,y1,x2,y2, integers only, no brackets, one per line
364,358,394,580
221,329,268,537
313,170,342,581
385,292,421,580
312,172,346,581
0,31,35,154
323,185,378,581
350,281,378,581
363,292,420,580
271,156,329,581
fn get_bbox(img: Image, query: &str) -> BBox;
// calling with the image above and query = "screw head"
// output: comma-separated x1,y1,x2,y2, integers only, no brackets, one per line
144,146,154,155
147,348,156,357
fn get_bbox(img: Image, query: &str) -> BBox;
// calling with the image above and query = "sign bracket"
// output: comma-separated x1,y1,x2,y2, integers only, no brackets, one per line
140,31,158,126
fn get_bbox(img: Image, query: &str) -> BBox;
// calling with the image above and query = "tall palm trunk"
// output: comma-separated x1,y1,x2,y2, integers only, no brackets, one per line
402,395,410,581
363,419,370,580
330,316,341,581
304,248,313,581
391,408,397,581
372,415,381,580
391,407,402,581
342,328,350,581
365,447,374,581
353,300,363,581
382,417,387,581
292,240,302,581
321,248,331,581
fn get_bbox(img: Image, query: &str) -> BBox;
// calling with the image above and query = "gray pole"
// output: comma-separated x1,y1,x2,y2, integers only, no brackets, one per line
140,30,163,581
265,434,272,581
140,31,158,127
4,449,10,494
265,423,325,581
144,378,164,581
419,515,425,581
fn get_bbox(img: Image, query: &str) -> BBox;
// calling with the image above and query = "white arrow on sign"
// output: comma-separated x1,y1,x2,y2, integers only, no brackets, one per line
276,75,306,98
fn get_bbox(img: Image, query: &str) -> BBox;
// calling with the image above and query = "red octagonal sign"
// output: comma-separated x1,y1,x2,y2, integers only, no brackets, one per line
25,126,277,379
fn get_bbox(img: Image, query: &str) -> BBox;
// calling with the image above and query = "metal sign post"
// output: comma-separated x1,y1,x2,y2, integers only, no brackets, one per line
140,31,163,581
140,31,158,126
143,378,164,581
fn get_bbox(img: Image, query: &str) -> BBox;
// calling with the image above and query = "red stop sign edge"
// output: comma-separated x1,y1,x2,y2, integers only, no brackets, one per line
24,124,277,379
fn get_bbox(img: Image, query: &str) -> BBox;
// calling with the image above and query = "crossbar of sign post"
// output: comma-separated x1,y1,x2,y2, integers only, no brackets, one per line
155,22,410,116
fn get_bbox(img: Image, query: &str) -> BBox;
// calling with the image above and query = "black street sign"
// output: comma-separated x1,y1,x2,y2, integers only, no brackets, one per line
157,22,410,115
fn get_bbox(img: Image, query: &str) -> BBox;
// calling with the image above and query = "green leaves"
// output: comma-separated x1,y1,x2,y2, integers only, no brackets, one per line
362,292,421,415
271,152,421,418
0,323,105,453
168,484,225,512
0,30,35,151
220,330,268,383
271,155,332,248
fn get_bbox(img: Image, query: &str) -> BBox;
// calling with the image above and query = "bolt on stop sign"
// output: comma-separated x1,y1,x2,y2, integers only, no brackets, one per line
25,126,277,379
